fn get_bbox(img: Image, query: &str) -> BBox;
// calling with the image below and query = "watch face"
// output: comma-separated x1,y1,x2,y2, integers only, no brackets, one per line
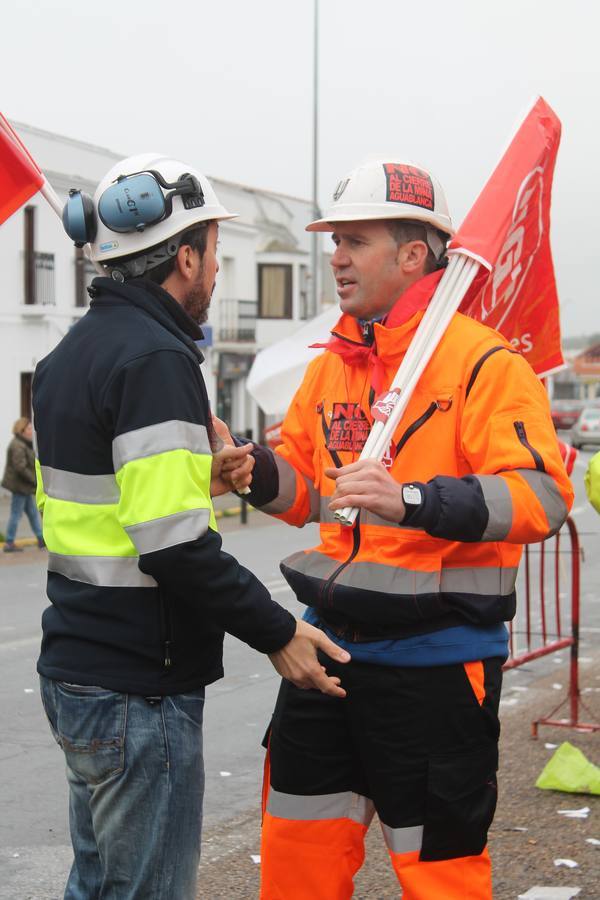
403,484,422,505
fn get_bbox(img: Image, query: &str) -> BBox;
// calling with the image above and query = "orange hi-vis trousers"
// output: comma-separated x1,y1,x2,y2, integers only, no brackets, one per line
260,657,501,899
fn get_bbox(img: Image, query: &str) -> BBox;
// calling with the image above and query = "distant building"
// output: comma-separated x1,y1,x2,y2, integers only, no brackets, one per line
571,344,600,398
548,345,600,401
0,121,336,450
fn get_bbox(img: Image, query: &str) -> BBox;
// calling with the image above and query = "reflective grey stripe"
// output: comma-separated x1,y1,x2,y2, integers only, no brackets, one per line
319,500,424,530
260,456,320,524
304,475,320,523
380,823,423,854
336,561,440,595
441,565,518,595
112,420,211,471
284,551,516,597
48,553,156,588
362,508,423,530
319,496,336,524
260,455,298,515
281,549,344,582
267,788,374,826
125,508,210,554
517,469,568,535
476,475,513,541
41,466,120,504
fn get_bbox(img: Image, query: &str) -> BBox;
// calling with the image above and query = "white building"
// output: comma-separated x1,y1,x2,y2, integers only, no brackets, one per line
0,121,335,449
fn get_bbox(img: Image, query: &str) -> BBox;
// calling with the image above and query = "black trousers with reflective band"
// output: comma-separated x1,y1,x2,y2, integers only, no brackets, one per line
266,655,502,862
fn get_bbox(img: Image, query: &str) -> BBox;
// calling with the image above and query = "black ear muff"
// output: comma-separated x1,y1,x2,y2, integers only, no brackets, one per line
62,190,97,247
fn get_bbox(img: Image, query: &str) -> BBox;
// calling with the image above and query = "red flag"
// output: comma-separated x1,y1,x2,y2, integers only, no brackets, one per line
450,97,563,376
0,115,44,225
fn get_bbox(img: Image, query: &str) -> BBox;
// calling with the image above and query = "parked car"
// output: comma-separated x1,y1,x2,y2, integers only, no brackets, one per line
551,399,587,430
571,407,600,449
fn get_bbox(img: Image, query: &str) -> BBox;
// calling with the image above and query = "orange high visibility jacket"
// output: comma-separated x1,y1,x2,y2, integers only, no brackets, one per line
249,298,573,641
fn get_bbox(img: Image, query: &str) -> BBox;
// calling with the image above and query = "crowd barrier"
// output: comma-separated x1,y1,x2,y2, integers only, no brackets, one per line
503,516,600,737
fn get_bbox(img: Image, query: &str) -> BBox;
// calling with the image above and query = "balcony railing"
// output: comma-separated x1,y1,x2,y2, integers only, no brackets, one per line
219,298,257,342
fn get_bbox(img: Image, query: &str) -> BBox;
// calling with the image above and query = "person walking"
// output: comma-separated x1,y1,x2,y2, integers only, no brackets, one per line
34,154,349,900
231,159,574,899
2,417,44,552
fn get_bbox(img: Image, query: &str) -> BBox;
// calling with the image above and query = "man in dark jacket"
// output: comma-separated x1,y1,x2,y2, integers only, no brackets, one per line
34,153,349,900
2,417,44,551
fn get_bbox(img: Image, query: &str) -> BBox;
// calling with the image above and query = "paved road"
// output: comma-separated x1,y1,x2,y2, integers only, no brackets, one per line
0,446,598,898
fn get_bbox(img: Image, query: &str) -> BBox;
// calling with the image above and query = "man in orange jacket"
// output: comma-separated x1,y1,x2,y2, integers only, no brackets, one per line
230,159,573,899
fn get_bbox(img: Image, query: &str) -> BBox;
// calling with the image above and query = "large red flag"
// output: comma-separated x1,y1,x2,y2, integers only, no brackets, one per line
0,114,44,225
450,97,563,376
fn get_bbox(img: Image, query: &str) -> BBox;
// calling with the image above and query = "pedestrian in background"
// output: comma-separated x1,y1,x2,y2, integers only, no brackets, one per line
1,417,44,553
585,448,600,512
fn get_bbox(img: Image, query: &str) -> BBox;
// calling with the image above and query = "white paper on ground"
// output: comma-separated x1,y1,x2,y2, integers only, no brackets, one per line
518,888,581,900
553,859,579,868
558,806,590,819
250,855,261,865
545,743,558,749
586,837,600,846
219,771,231,777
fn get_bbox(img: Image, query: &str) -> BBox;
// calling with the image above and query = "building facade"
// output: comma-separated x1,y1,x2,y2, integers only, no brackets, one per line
0,121,335,453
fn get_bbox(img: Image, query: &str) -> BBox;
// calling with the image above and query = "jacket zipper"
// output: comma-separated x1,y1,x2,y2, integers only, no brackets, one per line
394,401,439,456
319,512,362,609
316,400,449,618
514,420,545,472
158,590,173,668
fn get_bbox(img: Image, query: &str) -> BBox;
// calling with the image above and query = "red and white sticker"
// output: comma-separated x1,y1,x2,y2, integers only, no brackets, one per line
383,163,434,211
371,388,401,424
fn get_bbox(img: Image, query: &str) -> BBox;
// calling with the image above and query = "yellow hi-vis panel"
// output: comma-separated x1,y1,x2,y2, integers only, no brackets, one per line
35,458,46,514
116,449,216,531
42,498,137,557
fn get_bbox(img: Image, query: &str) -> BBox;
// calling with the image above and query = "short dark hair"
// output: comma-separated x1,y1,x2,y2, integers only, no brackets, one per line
385,220,448,274
105,223,210,285
144,224,209,286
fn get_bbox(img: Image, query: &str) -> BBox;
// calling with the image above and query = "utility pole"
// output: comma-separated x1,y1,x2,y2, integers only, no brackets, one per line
310,0,320,319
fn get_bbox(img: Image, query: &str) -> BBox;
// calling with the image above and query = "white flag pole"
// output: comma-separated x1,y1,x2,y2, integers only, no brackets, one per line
0,116,63,219
334,253,480,526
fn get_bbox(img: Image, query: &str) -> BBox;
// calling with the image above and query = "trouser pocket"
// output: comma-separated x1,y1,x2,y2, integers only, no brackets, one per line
40,676,127,784
420,742,498,861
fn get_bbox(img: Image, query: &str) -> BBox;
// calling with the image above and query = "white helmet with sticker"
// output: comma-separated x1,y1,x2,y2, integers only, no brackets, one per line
307,159,453,236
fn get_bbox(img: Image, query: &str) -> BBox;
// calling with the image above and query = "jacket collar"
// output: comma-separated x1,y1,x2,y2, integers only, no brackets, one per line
88,277,205,362
329,269,444,363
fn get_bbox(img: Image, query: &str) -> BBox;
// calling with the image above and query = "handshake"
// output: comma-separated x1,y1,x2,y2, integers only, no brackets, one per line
209,414,255,497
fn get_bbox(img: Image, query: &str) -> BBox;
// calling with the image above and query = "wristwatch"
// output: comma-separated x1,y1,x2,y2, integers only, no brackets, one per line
402,483,423,522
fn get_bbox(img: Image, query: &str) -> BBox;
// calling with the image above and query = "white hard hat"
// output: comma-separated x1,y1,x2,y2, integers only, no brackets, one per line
88,153,237,263
307,159,454,235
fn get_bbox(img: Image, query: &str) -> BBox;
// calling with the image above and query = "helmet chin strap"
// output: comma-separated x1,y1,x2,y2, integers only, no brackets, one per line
106,236,181,282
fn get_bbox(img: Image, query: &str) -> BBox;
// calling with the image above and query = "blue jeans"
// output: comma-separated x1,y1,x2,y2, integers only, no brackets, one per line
39,676,205,899
6,492,42,542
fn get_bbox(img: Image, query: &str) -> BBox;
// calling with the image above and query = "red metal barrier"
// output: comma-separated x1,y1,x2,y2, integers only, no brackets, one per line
502,516,600,738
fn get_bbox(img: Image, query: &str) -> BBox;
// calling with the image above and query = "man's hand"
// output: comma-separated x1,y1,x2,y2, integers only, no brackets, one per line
325,458,406,523
269,619,351,698
210,415,255,496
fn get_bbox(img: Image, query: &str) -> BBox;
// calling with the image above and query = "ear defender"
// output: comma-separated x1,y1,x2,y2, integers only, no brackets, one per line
62,190,97,247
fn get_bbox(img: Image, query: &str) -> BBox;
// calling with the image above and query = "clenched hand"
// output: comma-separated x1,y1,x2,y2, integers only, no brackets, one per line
325,458,406,523
210,414,255,496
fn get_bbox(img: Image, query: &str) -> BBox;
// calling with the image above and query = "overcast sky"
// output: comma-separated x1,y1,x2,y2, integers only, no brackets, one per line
3,0,598,335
